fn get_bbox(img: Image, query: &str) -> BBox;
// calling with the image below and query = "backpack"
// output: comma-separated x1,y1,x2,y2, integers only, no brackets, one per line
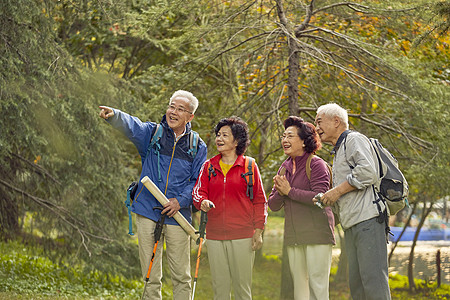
342,131,409,216
207,156,256,200
369,138,409,215
125,124,200,235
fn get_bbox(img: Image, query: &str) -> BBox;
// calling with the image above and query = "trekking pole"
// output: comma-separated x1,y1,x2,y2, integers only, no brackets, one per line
141,207,166,300
191,204,212,300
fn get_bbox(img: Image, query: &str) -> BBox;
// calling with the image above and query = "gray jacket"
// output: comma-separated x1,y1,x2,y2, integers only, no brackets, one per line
332,131,386,230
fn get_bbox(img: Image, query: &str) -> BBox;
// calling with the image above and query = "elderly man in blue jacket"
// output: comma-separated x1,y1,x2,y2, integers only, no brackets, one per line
99,90,207,300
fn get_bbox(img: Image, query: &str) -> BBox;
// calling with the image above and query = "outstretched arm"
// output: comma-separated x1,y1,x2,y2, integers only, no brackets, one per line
98,106,155,158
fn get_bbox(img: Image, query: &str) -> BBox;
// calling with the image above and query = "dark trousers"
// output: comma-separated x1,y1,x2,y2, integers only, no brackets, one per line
344,217,391,300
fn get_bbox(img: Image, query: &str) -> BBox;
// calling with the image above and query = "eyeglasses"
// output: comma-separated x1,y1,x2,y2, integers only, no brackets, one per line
167,104,193,115
280,134,298,141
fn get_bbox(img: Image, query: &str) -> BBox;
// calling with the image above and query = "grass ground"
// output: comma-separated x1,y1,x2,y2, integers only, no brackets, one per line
1,216,449,299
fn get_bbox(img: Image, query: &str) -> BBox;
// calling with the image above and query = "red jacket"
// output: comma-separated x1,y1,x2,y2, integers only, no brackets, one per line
193,154,267,240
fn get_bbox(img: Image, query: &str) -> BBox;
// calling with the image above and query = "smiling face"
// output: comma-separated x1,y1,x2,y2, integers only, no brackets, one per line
166,97,194,136
314,113,340,145
281,126,305,158
215,125,238,155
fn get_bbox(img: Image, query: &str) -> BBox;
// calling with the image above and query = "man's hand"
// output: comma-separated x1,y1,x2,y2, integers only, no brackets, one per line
162,198,181,218
99,106,114,119
321,181,356,206
252,228,263,251
200,200,215,212
273,175,291,196
320,188,341,207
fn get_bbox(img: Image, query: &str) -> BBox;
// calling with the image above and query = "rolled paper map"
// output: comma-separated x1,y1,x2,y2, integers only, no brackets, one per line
141,176,199,241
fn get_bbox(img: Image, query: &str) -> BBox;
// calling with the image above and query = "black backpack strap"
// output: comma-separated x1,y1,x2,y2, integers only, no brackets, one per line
370,139,384,178
208,161,217,180
241,157,254,200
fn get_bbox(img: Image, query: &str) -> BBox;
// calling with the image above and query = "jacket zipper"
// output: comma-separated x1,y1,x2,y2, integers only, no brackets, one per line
222,171,227,238
164,133,185,195
288,168,298,245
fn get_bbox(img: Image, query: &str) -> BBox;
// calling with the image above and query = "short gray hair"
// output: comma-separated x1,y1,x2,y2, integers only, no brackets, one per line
169,90,199,114
316,103,349,129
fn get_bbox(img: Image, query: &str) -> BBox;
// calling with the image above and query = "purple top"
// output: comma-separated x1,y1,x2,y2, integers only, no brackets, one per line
268,153,335,246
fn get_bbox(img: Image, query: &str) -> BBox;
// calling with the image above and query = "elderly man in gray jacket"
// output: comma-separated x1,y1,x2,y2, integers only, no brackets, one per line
314,103,391,300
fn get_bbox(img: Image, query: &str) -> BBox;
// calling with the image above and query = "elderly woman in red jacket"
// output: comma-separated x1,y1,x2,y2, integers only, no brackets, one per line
268,116,335,300
193,116,267,300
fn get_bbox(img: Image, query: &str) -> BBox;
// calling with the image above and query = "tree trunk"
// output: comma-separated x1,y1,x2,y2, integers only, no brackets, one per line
275,0,301,116
389,203,416,264
280,243,294,300
408,201,433,292
275,1,302,298
335,226,348,284
287,43,300,115
0,185,20,241
255,120,268,264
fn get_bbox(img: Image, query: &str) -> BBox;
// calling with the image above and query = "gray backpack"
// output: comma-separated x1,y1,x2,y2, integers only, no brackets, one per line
369,138,409,215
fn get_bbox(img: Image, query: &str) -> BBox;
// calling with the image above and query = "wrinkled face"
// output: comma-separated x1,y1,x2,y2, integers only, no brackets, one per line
281,126,304,158
166,97,194,134
215,125,237,155
315,113,338,144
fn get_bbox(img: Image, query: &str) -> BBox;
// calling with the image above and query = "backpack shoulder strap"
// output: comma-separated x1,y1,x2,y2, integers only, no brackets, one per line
208,160,217,180
242,156,255,200
147,123,164,181
306,154,333,188
188,130,199,158
369,138,385,178
306,153,314,180
146,123,162,159
247,156,255,185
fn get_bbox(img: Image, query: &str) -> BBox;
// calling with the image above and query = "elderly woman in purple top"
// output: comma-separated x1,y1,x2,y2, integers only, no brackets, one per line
268,116,335,300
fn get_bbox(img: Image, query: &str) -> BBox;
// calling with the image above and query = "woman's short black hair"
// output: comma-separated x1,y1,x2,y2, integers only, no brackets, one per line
215,116,250,156
283,116,322,153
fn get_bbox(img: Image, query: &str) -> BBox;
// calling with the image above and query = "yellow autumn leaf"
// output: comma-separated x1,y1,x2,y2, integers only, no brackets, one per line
34,155,41,164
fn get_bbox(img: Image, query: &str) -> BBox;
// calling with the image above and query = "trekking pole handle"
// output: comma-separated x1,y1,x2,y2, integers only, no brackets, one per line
200,203,212,225
197,203,212,244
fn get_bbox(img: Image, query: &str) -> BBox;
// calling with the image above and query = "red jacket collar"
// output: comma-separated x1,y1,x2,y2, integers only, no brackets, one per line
210,154,246,169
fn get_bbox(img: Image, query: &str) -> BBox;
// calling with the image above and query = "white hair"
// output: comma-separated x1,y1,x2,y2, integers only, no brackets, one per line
169,90,199,114
316,103,349,129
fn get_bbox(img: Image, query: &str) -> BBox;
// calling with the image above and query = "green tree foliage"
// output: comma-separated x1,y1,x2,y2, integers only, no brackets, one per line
1,0,141,277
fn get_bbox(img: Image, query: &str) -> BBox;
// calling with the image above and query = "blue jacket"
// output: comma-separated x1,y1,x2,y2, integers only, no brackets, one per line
107,109,207,225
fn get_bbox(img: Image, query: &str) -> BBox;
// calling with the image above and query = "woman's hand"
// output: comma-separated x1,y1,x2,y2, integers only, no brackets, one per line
200,200,215,212
252,228,263,251
273,175,291,196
